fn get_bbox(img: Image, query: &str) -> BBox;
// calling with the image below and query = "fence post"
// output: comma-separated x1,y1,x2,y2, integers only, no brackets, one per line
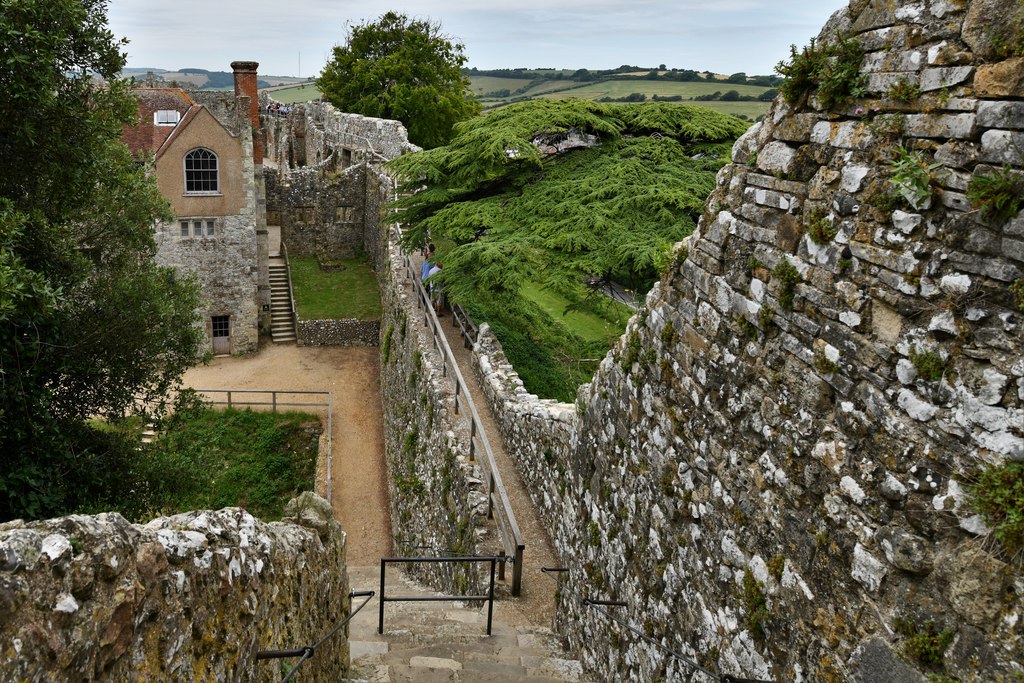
378,560,387,634
272,392,277,413
227,391,232,408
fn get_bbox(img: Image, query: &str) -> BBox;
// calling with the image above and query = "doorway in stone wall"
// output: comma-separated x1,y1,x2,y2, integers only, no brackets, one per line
212,315,231,355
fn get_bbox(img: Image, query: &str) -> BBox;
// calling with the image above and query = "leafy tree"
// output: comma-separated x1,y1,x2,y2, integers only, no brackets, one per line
0,0,203,520
388,100,747,398
318,12,481,148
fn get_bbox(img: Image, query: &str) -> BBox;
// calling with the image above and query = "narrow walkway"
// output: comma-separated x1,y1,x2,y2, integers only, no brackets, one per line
414,256,561,630
346,566,585,682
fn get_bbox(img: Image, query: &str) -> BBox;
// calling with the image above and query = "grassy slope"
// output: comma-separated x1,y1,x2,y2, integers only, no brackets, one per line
271,84,322,103
520,282,632,346
545,80,770,99
290,256,382,319
468,76,535,94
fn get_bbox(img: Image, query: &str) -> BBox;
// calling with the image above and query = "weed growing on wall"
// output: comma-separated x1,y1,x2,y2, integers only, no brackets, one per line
886,78,922,103
773,259,801,310
970,459,1024,557
776,36,867,109
806,208,838,245
909,346,946,382
967,166,1024,223
888,146,939,210
894,618,954,667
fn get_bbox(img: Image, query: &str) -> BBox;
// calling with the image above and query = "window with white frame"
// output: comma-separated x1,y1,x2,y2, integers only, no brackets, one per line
154,110,181,126
184,148,219,194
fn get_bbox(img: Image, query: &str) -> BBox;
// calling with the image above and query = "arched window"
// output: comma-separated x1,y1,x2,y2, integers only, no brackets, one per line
184,148,219,193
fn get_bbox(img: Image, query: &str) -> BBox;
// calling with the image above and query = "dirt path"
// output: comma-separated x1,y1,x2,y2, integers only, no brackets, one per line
181,343,392,564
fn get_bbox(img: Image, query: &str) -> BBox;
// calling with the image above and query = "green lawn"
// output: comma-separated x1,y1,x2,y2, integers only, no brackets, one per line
686,101,771,120
290,256,382,319
79,404,321,522
520,282,632,346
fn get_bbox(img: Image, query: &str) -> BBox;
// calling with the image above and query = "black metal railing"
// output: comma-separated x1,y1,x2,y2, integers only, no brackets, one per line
402,255,525,595
541,568,776,683
256,588,375,682
378,556,506,636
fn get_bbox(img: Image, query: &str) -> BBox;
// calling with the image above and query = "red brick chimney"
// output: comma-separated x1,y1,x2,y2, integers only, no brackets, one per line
231,61,262,164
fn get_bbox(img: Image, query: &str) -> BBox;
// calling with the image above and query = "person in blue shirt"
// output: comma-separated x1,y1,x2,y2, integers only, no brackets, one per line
420,242,435,282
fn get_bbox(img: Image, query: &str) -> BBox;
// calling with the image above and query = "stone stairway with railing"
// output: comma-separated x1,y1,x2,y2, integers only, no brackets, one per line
269,258,297,343
345,566,587,682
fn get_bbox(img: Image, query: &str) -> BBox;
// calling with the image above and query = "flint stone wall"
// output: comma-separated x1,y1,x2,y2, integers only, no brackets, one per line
376,246,489,594
0,494,349,681
297,318,380,346
466,0,1024,680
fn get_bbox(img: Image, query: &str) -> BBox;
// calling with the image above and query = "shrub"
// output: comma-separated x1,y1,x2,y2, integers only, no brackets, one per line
806,208,838,245
967,166,1024,223
887,78,922,102
742,572,770,642
773,259,801,310
971,460,1024,556
776,36,867,109
894,618,954,667
909,346,946,382
888,146,939,210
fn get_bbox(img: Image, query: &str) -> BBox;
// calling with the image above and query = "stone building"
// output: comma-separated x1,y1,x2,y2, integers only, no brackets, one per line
124,62,269,354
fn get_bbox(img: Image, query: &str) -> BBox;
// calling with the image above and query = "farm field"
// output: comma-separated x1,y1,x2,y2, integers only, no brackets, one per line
542,79,770,100
270,84,322,103
468,76,535,95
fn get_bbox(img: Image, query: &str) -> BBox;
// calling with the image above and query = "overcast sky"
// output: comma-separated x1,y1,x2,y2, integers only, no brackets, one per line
107,0,848,78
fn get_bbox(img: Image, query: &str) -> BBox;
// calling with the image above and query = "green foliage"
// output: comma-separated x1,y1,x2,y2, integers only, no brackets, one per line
317,12,480,148
814,347,839,374
290,256,382,319
806,208,838,245
767,554,786,580
388,100,745,398
742,572,770,643
1012,279,1024,312
776,37,867,109
967,166,1024,223
909,346,946,382
0,0,203,521
80,401,319,522
971,460,1024,556
888,146,940,210
773,259,801,311
381,323,394,363
887,78,922,102
894,618,954,667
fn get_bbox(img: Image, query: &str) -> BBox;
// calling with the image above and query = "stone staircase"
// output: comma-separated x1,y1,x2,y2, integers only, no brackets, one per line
345,566,587,682
269,259,297,344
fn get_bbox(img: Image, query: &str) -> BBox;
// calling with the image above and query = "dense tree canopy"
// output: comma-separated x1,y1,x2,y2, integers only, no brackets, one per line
318,11,481,148
0,0,203,520
388,99,748,399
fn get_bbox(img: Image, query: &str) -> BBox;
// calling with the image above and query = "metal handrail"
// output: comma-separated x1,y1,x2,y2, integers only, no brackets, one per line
191,388,333,505
256,588,375,682
378,556,505,635
405,262,525,595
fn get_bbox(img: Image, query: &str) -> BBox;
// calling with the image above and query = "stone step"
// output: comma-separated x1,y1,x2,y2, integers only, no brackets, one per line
344,566,587,682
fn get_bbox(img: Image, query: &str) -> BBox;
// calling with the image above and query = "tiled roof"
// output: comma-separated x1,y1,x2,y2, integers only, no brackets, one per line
123,88,194,156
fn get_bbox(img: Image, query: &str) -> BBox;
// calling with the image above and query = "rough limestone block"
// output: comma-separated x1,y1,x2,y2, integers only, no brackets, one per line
980,129,1024,165
977,101,1024,130
919,66,974,92
904,113,976,139
975,58,1024,97
755,141,797,176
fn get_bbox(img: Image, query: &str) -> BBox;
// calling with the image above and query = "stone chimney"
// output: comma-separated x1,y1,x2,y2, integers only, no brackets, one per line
231,60,262,164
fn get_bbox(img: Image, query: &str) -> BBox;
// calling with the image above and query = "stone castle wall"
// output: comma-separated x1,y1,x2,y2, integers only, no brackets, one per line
297,318,380,346
376,250,489,594
461,1,1024,680
0,494,349,681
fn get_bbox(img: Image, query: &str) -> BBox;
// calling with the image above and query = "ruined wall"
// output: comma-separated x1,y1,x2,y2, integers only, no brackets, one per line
297,318,380,346
376,249,489,594
261,102,410,268
466,1,1024,681
0,494,350,681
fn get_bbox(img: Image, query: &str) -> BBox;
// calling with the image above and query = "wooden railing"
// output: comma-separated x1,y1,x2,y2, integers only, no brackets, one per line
191,388,334,505
404,258,525,595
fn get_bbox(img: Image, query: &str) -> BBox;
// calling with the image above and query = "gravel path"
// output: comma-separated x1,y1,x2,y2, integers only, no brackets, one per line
181,343,393,564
